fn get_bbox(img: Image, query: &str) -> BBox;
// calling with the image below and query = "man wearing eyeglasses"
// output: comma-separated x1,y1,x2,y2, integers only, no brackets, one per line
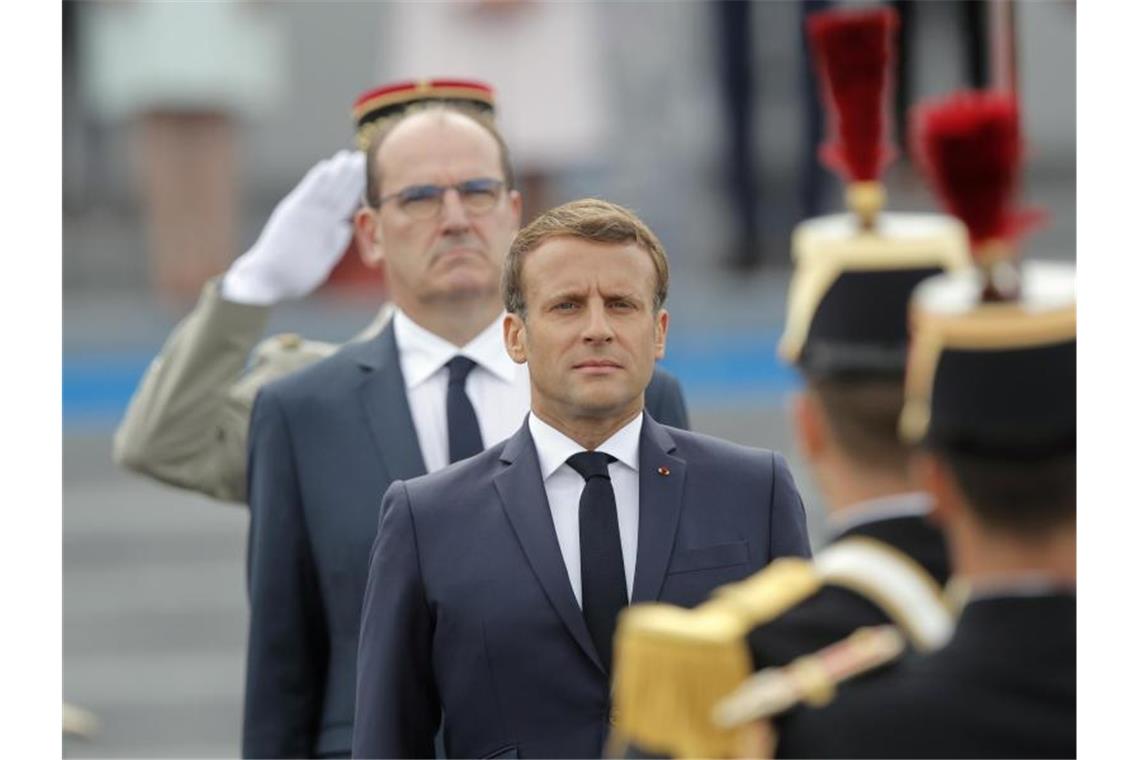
242,104,689,758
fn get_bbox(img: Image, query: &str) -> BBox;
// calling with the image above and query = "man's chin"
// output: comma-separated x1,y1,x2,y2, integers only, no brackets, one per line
567,388,642,420
428,276,499,304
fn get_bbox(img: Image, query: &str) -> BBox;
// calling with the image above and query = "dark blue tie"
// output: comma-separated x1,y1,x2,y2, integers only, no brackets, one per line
566,451,626,674
446,356,483,463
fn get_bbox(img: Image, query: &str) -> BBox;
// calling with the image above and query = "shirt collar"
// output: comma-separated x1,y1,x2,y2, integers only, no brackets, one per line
528,411,643,481
393,308,518,388
953,574,1077,604
827,491,933,537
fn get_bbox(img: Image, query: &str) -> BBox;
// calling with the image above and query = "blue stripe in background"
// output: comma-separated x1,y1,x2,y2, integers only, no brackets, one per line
63,331,800,430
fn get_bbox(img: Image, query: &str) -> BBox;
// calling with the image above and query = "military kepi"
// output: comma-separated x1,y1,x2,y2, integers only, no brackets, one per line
779,6,970,378
351,78,495,149
899,90,1074,459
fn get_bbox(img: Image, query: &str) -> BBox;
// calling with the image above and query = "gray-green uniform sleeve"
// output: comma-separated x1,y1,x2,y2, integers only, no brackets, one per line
112,277,334,503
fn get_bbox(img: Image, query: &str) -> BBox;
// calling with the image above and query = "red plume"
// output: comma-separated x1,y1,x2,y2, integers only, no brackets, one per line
910,91,1045,247
807,6,899,182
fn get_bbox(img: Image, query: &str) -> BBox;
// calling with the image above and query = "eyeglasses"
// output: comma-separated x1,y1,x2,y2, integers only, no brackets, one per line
375,177,506,220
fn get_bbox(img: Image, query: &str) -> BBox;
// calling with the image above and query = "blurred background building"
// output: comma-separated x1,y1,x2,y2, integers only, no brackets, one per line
62,1,1074,756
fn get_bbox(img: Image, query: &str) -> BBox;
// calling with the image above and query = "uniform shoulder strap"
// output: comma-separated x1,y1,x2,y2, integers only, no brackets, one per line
815,536,955,651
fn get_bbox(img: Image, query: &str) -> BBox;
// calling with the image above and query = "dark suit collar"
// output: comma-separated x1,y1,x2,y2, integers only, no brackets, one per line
346,318,397,371
352,322,428,482
498,415,536,465
630,414,686,604
495,421,606,674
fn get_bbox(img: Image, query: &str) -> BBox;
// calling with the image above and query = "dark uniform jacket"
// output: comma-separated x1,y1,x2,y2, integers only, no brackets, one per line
747,501,950,670
241,321,692,758
777,592,1076,758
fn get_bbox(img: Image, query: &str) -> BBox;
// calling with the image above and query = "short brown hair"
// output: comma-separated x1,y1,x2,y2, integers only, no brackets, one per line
939,448,1075,536
502,198,669,317
807,376,909,474
363,103,515,208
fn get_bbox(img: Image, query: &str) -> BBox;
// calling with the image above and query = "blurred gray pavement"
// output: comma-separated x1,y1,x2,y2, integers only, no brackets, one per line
64,433,247,757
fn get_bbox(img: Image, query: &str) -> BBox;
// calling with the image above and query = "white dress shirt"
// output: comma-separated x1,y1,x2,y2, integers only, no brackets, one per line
393,309,532,473
528,412,642,607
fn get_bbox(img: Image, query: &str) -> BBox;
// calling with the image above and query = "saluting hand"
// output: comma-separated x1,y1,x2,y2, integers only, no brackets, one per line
223,149,365,305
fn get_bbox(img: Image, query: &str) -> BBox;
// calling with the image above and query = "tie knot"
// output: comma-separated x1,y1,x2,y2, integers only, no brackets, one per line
566,451,616,481
447,355,477,387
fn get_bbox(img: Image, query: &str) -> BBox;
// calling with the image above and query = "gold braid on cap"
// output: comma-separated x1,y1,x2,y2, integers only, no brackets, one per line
778,213,970,365
899,276,1076,443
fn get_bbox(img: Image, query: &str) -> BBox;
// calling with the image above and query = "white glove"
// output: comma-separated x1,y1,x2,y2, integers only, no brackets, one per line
223,149,366,306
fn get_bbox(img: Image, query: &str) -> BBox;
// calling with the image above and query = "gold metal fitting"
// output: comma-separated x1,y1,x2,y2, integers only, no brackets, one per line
845,181,886,230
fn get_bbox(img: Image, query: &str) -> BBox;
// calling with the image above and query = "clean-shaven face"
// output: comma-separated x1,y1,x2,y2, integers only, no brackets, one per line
367,111,521,309
506,237,668,424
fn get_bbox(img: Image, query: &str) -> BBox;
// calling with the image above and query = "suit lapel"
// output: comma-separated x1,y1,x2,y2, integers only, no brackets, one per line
494,424,605,675
352,323,428,482
631,416,686,604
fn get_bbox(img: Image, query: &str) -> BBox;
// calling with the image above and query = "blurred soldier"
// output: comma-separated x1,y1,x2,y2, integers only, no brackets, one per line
613,90,1075,759
242,110,689,756
774,93,1075,758
752,5,971,668
609,9,971,757
113,80,493,503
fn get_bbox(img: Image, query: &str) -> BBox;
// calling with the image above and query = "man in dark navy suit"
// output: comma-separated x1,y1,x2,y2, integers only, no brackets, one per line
353,199,810,759
241,108,689,758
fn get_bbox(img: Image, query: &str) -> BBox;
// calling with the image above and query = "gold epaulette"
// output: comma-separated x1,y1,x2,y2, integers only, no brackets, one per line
706,557,825,627
610,559,820,759
608,545,952,758
713,625,905,728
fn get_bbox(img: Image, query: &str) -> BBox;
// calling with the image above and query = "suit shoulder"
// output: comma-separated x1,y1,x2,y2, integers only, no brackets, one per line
400,440,510,504
666,426,781,469
256,335,368,404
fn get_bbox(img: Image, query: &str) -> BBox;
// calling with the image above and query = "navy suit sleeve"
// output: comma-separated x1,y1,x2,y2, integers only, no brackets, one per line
243,389,329,758
767,452,812,559
646,368,690,430
353,481,439,759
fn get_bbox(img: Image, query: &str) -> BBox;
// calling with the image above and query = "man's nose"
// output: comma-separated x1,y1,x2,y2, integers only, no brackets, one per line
582,301,615,343
439,188,472,232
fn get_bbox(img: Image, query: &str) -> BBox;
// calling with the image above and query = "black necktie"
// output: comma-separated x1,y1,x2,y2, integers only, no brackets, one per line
446,356,483,463
566,451,627,674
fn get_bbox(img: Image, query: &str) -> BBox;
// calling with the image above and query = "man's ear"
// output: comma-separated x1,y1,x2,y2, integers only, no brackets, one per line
503,312,528,364
507,188,523,229
355,206,385,269
912,451,962,528
653,308,669,360
791,389,828,463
